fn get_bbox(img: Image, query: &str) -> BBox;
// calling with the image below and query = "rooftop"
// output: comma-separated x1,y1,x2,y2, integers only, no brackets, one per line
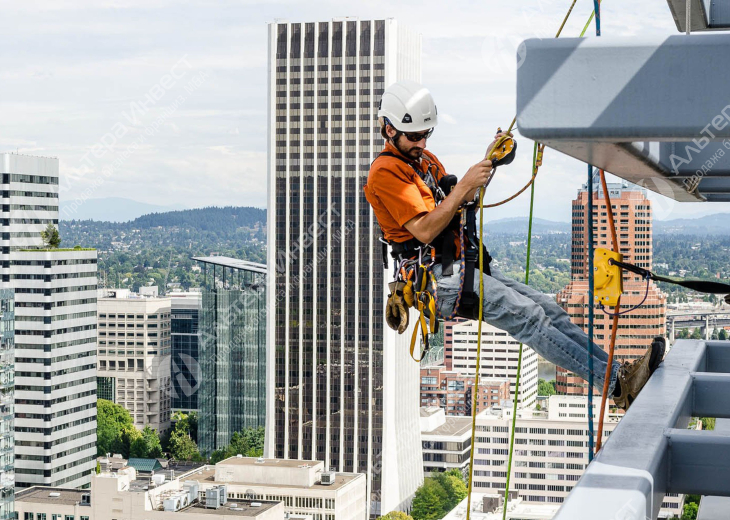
179,502,281,517
422,416,474,437
218,457,319,468
191,466,361,492
192,256,266,275
16,487,88,507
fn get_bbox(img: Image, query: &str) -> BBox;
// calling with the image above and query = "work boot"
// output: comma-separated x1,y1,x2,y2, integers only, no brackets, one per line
613,337,666,411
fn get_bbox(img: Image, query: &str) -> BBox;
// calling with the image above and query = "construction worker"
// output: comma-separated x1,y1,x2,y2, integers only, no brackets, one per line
364,80,664,410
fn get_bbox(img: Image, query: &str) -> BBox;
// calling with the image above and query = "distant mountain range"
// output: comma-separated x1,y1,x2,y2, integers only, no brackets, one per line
60,197,188,222
59,200,730,238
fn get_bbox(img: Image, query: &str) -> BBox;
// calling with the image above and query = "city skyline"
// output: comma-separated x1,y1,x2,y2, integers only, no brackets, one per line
3,0,728,223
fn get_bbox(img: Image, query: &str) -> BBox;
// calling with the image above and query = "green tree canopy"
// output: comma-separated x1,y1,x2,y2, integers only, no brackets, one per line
376,512,414,520
209,427,265,464
97,399,134,457
40,223,61,249
411,479,448,520
130,426,164,458
168,412,203,461
538,379,557,397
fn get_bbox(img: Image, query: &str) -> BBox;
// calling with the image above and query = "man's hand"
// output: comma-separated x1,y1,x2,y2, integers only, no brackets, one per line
486,130,514,160
458,159,494,203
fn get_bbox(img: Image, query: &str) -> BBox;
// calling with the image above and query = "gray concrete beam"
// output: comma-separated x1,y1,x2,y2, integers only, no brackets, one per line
516,35,730,203
692,373,730,418
667,428,730,496
553,340,706,520
667,0,730,31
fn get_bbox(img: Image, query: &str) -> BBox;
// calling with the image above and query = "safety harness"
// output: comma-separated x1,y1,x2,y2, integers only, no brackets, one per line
378,135,516,361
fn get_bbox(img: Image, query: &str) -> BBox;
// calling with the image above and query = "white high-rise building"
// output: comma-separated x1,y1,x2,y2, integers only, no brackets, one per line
96,295,172,433
265,19,423,515
445,319,539,409
2,154,98,489
471,395,684,518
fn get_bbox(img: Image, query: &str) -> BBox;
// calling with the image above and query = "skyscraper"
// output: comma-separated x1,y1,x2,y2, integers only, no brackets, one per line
556,177,666,395
265,19,423,515
194,257,266,457
2,153,98,489
0,289,14,518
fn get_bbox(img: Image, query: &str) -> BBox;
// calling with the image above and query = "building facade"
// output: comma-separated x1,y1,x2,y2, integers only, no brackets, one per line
420,366,510,416
0,290,13,519
170,293,201,414
556,178,667,394
266,19,424,515
444,319,539,409
96,296,172,433
419,408,472,478
470,395,683,517
12,249,98,489
194,257,266,457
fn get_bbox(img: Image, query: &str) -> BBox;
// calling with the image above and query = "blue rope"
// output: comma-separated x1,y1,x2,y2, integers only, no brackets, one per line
587,164,595,461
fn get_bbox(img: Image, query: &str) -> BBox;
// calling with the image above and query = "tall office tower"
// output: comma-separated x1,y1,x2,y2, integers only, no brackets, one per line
266,19,424,515
170,293,201,415
12,249,98,489
444,319,539,409
0,290,14,518
556,177,666,395
194,257,266,458
96,295,172,433
1,154,98,489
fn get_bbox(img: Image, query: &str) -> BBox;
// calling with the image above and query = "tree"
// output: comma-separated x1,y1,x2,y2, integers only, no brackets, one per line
691,328,703,340
411,479,447,520
168,412,202,461
434,473,467,511
97,399,134,457
376,513,413,520
538,379,556,397
40,223,61,249
682,501,698,520
209,427,265,464
130,426,163,458
720,329,728,341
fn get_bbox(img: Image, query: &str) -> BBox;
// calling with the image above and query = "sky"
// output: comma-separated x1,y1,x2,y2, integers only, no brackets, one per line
2,0,729,222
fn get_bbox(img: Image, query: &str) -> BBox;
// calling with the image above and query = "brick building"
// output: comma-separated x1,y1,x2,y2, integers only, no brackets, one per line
420,366,510,416
556,177,666,395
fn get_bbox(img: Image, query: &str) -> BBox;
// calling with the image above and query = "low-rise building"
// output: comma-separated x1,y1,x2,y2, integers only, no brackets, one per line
16,457,367,520
471,395,683,518
420,408,472,478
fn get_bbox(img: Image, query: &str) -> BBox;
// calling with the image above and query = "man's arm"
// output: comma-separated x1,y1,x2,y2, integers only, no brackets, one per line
461,131,513,202
404,158,493,244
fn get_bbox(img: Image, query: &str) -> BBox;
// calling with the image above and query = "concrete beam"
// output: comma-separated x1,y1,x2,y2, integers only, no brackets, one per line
516,35,730,203
553,340,706,520
667,0,730,32
667,429,730,496
692,373,730,418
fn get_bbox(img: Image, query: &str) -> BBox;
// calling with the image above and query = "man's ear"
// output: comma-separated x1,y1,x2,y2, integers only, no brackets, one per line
386,125,397,139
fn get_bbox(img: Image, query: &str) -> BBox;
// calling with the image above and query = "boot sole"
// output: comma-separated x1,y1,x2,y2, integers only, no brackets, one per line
648,337,666,375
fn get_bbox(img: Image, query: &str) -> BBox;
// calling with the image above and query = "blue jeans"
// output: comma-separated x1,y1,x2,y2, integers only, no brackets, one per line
433,261,620,394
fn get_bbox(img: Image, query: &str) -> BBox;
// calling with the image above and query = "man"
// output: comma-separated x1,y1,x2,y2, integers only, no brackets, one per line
364,80,664,410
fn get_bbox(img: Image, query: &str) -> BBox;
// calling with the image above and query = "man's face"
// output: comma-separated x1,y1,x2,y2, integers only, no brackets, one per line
387,125,428,160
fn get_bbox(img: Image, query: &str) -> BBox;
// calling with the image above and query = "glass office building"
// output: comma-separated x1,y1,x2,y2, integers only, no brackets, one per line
193,257,266,457
171,295,201,414
0,289,14,519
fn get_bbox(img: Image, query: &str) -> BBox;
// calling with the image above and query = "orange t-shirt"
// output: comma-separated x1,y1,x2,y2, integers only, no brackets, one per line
364,142,449,243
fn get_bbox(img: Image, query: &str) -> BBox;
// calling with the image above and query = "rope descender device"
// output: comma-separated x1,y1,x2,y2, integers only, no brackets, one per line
594,247,623,307
488,127,518,168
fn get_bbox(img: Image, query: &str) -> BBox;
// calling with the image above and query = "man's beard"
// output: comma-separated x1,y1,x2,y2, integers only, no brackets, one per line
395,139,423,160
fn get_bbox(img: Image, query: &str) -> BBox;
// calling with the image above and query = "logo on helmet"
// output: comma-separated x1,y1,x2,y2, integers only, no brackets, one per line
402,113,412,124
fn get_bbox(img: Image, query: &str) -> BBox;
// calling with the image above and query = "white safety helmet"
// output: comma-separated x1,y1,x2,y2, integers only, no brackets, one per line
378,80,438,133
